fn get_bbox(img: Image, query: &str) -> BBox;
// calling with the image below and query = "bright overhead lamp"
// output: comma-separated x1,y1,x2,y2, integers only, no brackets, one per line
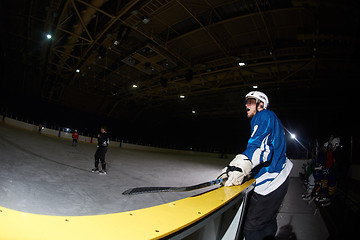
46,34,52,39
75,69,80,73
180,95,185,99
192,110,196,114
253,85,258,89
132,84,138,88
238,62,245,66
290,133,296,139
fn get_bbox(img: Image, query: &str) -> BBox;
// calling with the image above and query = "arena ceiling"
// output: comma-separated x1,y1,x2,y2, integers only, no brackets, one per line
2,0,359,124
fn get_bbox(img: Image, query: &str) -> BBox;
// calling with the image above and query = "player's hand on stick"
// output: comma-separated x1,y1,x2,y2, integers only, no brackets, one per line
220,154,252,186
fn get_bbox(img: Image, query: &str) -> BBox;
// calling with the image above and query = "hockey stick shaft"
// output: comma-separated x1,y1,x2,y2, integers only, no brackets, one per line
122,178,227,195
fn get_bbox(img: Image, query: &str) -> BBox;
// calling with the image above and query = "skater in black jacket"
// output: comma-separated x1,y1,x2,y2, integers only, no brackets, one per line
92,126,109,175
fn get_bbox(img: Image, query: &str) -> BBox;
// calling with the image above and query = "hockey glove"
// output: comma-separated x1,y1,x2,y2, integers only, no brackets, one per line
220,154,252,187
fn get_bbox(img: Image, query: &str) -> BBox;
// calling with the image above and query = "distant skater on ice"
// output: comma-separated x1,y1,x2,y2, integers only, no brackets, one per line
72,129,79,146
92,126,109,175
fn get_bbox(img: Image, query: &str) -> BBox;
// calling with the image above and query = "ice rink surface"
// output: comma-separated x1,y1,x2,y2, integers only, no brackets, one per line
0,123,228,216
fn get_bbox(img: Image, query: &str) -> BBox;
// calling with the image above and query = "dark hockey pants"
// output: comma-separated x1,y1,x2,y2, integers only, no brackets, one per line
243,177,289,240
94,147,107,171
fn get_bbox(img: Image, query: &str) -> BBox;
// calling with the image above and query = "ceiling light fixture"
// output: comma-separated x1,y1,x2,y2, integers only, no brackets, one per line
132,84,138,88
180,95,185,99
142,18,150,24
46,34,52,39
131,10,139,15
238,62,245,66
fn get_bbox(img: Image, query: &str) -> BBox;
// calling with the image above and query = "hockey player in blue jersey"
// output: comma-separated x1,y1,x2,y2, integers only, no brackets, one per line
220,91,293,240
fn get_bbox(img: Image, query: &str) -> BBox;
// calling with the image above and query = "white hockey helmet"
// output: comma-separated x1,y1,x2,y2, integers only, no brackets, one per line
245,91,269,109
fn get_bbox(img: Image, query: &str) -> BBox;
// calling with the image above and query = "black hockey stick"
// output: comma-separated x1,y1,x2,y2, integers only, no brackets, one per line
122,177,228,195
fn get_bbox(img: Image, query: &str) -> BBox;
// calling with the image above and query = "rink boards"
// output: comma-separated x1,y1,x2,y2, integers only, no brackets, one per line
0,179,254,240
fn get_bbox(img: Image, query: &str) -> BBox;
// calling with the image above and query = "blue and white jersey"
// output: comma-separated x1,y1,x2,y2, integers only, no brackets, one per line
243,110,293,195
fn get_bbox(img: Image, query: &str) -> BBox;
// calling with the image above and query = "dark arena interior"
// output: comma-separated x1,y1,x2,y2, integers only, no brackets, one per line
1,0,359,239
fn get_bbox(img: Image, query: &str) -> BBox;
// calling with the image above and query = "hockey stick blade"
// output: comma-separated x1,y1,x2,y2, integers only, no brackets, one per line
122,178,227,195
